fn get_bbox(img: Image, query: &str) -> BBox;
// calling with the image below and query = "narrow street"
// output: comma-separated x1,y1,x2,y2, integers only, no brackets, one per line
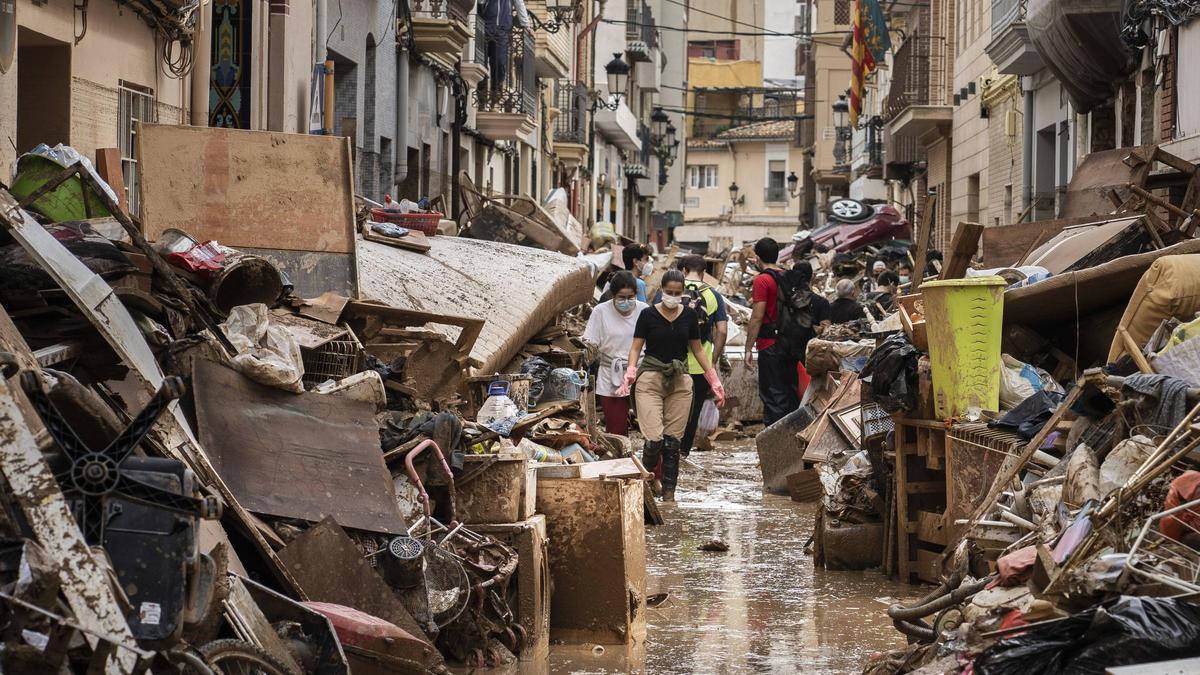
549,443,910,674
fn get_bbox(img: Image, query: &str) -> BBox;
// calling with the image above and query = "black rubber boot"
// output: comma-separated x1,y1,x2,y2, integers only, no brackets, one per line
661,435,681,498
642,439,664,496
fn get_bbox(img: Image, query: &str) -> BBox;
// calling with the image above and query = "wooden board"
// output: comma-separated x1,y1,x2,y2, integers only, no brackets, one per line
136,124,356,254
535,457,649,480
939,222,984,280
193,358,405,535
362,222,432,253
980,216,1096,268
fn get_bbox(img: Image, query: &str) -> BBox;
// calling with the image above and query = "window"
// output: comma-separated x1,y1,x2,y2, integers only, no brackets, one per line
766,160,787,203
686,40,740,59
687,165,719,189
834,0,851,25
118,81,156,216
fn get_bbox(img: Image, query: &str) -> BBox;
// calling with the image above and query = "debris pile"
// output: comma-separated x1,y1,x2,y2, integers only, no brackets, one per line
0,126,652,672
741,145,1200,672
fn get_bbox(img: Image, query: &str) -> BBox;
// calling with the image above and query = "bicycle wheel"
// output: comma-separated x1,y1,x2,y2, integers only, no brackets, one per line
198,639,295,675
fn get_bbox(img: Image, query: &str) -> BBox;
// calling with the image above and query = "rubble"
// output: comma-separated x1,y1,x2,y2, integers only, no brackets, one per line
0,129,659,673
711,143,1200,671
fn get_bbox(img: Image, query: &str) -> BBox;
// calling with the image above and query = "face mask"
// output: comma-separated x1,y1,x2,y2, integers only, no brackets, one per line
641,261,654,276
661,294,682,310
614,298,636,314
899,275,910,284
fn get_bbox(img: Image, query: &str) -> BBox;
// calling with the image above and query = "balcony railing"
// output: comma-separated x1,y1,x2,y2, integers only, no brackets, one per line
476,21,537,116
638,122,653,167
992,0,1028,40
473,14,487,65
865,117,884,168
553,80,589,144
883,35,947,118
764,186,789,204
411,0,471,22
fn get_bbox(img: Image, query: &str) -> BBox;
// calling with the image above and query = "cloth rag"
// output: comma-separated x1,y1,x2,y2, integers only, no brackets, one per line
1122,373,1191,430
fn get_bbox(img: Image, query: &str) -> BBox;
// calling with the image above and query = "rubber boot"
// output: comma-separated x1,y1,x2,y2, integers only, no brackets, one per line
643,439,664,496
661,436,681,501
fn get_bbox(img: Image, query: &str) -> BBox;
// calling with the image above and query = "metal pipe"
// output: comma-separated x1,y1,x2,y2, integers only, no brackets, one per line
403,439,458,527
190,3,211,126
1022,76,1034,215
887,574,993,623
315,0,327,63
394,47,410,188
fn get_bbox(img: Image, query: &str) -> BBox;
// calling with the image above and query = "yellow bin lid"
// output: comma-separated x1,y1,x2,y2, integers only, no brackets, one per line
920,275,1008,289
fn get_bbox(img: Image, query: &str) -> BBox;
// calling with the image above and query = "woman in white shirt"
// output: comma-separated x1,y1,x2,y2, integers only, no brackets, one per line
583,271,647,436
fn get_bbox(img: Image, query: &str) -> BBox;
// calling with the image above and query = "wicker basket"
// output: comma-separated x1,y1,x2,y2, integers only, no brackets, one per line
370,208,442,235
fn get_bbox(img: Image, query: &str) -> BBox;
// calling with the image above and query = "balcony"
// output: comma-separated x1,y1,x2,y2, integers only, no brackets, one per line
884,35,952,141
986,0,1043,75
459,14,489,88
407,0,473,70
625,1,657,63
474,22,538,142
553,80,589,166
596,99,641,151
526,0,573,78
764,186,789,205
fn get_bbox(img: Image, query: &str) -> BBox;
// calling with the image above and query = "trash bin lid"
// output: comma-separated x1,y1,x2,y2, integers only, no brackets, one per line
920,275,1007,289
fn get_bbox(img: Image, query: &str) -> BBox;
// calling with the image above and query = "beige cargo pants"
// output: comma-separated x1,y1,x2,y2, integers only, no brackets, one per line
634,370,694,441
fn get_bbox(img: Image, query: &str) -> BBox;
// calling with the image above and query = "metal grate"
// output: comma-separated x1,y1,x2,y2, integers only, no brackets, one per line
117,82,156,216
301,336,364,388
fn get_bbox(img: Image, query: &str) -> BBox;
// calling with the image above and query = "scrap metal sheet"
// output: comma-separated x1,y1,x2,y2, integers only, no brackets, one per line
193,359,404,534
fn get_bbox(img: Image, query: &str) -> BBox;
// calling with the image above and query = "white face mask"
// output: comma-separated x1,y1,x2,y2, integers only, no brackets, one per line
641,261,654,277
661,294,682,310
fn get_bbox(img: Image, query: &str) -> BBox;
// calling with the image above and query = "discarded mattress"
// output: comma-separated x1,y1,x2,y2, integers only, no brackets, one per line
356,236,595,374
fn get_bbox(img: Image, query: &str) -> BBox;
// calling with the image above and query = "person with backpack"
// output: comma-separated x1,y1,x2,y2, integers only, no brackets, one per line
616,270,726,502
676,255,728,457
744,238,830,426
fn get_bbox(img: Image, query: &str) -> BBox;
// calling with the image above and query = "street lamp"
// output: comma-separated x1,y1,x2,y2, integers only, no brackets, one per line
832,94,851,174
527,0,580,33
729,182,744,210
787,171,800,197
592,53,630,111
665,122,677,150
651,107,669,138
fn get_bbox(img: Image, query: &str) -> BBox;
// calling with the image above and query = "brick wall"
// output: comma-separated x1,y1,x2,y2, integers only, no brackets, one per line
1161,27,1176,142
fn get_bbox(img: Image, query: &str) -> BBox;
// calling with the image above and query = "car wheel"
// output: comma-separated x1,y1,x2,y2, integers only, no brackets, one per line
828,198,872,223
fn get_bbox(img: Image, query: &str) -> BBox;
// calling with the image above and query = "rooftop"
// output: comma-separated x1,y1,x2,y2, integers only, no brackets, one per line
717,119,796,141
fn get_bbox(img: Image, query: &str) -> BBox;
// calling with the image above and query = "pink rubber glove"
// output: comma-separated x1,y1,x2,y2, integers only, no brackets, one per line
704,368,726,408
615,364,639,397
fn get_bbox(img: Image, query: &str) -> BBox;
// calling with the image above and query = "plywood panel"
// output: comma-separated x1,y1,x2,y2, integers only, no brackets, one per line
136,124,355,254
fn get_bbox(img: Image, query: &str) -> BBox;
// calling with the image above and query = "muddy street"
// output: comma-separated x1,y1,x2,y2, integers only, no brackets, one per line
548,442,912,674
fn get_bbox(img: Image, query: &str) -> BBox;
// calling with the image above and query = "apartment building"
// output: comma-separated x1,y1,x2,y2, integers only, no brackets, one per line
677,0,806,250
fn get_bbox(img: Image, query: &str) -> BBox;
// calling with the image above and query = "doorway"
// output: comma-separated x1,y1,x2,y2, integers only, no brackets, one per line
16,28,70,154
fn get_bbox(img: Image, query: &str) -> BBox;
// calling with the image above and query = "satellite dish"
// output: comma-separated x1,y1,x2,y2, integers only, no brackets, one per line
0,0,13,74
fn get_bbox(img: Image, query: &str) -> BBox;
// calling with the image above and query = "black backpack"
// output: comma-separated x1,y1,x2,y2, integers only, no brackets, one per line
765,269,815,359
683,281,716,343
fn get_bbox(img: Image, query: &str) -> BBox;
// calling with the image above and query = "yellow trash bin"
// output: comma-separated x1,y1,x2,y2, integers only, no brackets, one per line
920,276,1006,419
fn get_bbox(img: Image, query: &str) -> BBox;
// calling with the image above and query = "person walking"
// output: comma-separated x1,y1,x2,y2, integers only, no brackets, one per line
583,271,647,436
617,270,725,502
676,255,728,458
744,239,828,426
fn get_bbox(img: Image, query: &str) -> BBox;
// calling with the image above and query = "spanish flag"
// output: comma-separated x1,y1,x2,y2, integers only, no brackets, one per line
850,0,891,126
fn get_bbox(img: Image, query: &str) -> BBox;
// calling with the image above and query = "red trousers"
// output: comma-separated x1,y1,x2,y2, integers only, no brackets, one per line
597,394,631,436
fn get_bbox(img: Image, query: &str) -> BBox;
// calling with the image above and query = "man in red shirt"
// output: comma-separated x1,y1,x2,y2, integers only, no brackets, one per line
744,238,818,426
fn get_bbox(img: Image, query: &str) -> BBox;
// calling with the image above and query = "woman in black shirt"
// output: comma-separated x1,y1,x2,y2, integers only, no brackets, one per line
616,270,725,502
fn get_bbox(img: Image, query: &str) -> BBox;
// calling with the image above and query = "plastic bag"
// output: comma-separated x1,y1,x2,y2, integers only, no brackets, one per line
540,368,584,403
220,304,305,393
520,356,554,405
590,221,617,249
697,399,719,436
859,333,921,413
975,596,1200,675
999,354,1063,410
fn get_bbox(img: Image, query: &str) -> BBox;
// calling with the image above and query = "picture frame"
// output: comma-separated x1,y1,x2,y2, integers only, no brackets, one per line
830,403,864,448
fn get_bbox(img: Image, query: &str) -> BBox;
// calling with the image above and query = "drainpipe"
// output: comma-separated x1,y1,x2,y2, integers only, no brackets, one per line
315,0,327,63
190,4,211,126
1021,75,1033,217
451,81,463,220
395,47,410,189
576,0,606,85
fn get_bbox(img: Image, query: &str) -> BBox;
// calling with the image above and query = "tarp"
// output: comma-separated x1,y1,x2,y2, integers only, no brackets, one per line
1026,0,1138,113
356,236,594,374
